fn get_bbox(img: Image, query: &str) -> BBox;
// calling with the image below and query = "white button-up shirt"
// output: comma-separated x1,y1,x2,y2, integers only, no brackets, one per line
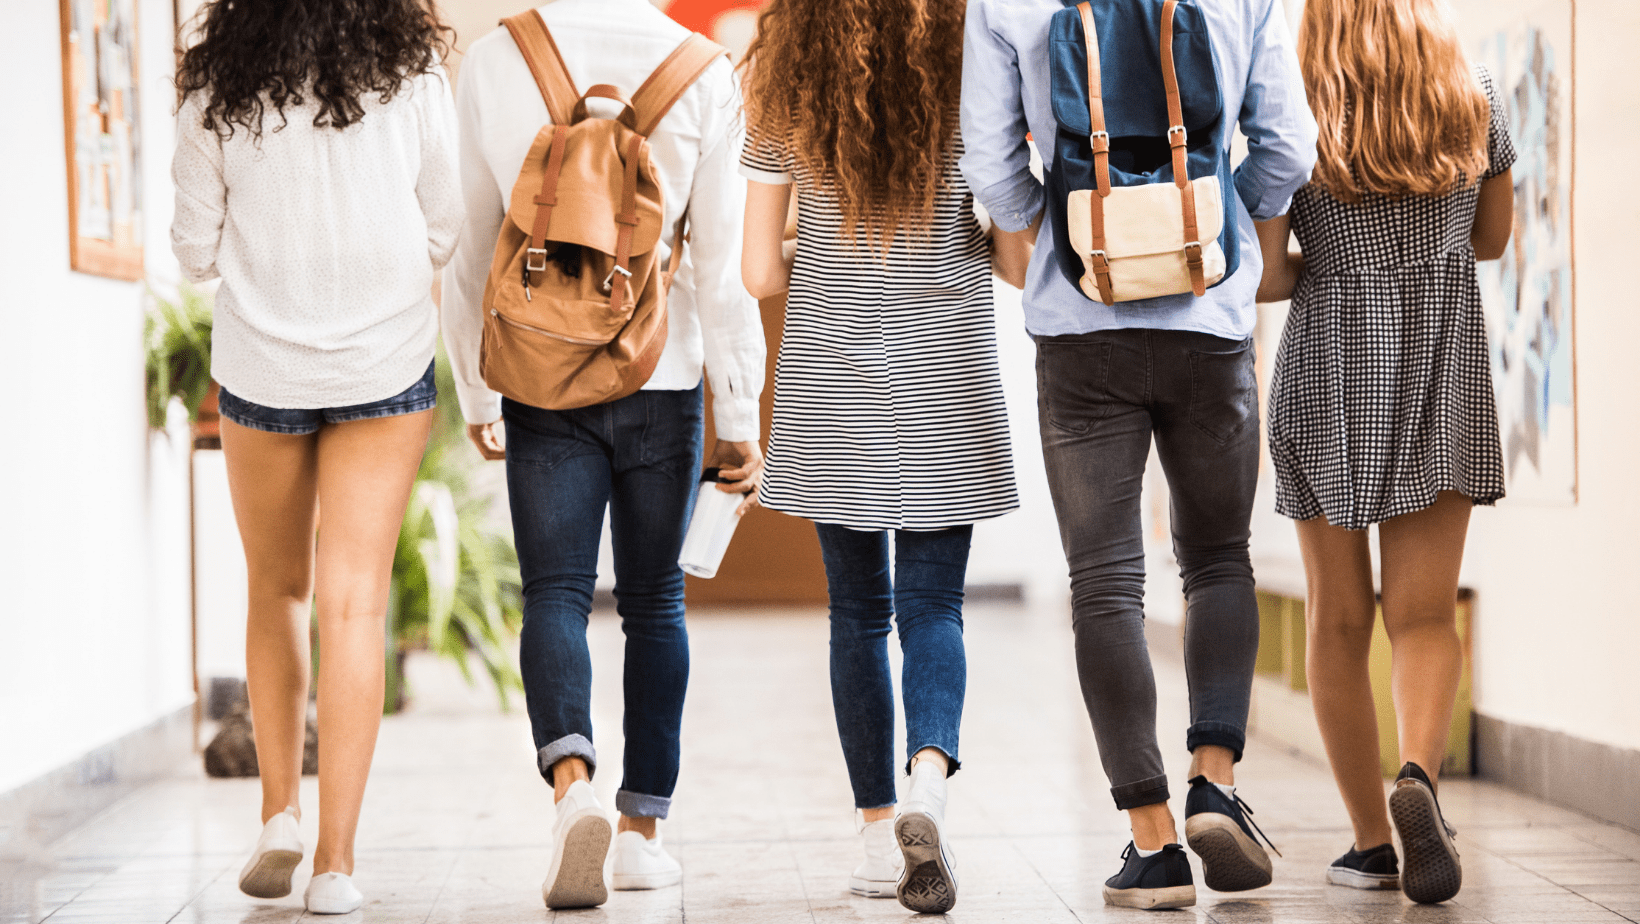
441,0,764,440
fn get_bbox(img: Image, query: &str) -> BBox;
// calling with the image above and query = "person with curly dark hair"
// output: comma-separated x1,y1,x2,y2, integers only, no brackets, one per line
739,0,1019,913
170,0,460,914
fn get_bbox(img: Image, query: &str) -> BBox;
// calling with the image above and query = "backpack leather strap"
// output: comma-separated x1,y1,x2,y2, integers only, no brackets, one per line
1159,0,1206,296
1076,2,1115,305
607,134,646,314
630,33,728,138
502,10,578,127
525,124,571,288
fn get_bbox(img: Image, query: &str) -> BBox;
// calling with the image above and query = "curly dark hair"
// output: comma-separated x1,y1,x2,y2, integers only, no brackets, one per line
741,0,965,250
176,0,452,140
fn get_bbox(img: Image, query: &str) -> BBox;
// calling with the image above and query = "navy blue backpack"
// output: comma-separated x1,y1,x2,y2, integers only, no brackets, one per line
1043,0,1239,304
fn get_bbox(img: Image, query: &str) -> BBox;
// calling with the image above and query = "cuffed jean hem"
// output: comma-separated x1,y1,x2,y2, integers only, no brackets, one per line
615,789,672,820
903,745,962,779
1186,722,1246,763
536,735,597,785
1112,773,1171,811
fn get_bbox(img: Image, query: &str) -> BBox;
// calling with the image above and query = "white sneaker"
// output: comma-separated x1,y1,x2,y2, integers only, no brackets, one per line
848,813,903,898
895,761,958,914
611,830,683,890
238,807,303,899
542,780,613,909
304,872,363,915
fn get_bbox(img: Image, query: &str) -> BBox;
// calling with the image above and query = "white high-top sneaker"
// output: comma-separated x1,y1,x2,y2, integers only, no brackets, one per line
238,806,303,899
895,761,958,914
848,812,903,898
542,780,613,909
611,830,683,890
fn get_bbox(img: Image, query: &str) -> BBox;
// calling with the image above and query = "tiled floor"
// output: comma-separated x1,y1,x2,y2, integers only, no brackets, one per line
4,604,1638,923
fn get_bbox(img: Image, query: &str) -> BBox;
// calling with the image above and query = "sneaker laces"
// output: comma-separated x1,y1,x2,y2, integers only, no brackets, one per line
1229,792,1283,858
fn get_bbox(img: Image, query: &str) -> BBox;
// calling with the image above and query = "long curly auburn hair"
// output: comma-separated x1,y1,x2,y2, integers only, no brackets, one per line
176,0,451,141
740,0,965,249
1299,0,1490,202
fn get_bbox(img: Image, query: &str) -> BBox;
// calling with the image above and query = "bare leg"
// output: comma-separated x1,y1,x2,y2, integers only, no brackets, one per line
1188,745,1236,786
309,411,434,876
222,418,320,826
1295,515,1392,850
1129,803,1179,850
1378,492,1472,787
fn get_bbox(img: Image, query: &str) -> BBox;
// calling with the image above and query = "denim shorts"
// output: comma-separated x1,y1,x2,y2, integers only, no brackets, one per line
218,360,437,435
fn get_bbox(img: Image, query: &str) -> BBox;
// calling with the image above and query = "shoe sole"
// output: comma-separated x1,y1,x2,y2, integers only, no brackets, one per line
848,876,898,898
1102,884,1197,910
895,811,957,914
1326,866,1400,890
543,812,612,909
611,868,682,891
1185,812,1273,892
238,848,302,899
1390,780,1461,904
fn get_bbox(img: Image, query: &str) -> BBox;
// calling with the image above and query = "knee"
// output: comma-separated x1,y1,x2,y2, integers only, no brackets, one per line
1305,603,1377,649
1175,543,1253,595
1382,604,1458,644
1067,564,1144,625
246,565,314,612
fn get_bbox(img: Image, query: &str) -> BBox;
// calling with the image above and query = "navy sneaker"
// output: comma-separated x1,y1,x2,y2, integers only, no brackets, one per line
1102,842,1196,910
1183,775,1279,892
1389,762,1461,903
1327,842,1400,890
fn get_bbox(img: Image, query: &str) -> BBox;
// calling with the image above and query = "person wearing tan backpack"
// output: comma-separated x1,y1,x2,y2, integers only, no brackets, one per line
440,0,765,910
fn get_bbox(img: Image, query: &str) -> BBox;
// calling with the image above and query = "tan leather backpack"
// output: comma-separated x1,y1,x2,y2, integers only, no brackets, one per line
480,11,725,410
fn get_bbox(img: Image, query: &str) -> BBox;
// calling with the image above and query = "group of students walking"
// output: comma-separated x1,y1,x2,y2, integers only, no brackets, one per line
169,0,1514,915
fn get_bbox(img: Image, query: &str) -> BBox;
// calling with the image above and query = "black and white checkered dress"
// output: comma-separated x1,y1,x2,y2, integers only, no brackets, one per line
739,129,1018,530
1268,66,1516,530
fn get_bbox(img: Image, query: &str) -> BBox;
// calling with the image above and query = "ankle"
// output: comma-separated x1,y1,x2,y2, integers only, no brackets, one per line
618,815,657,839
1188,745,1236,787
1128,803,1178,851
550,757,591,803
911,747,949,777
860,806,895,825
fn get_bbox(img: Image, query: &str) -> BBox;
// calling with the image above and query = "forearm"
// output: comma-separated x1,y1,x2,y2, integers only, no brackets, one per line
1254,214,1301,303
991,210,1042,289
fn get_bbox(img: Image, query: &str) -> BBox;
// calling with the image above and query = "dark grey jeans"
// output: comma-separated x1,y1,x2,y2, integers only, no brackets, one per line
1035,328,1260,810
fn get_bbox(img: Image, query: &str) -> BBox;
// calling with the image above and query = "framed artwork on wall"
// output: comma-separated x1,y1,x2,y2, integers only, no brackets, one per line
60,0,144,281
1476,0,1578,504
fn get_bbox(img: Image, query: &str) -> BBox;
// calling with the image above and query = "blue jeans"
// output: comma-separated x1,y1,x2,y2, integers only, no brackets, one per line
217,360,437,434
816,523,972,809
502,384,704,819
1036,329,1260,810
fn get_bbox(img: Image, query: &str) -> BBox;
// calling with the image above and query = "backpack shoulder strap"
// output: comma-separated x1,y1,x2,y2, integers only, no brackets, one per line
502,10,579,127
1158,0,1206,296
1076,2,1115,306
630,33,729,138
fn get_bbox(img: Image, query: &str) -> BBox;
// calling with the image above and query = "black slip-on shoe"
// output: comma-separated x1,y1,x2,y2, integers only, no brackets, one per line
1102,842,1196,910
1389,762,1461,903
1183,775,1279,892
1327,842,1400,890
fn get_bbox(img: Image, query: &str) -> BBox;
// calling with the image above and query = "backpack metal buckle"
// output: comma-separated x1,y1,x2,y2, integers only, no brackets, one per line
601,264,633,293
1183,240,1204,266
525,248,549,273
1088,249,1110,270
1088,130,1110,153
1167,124,1188,145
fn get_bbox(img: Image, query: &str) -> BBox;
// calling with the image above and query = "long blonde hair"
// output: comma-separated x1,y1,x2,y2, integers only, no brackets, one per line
1299,0,1490,202
740,0,964,250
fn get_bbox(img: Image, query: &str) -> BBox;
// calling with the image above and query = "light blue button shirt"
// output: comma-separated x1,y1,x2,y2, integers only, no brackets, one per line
960,0,1317,340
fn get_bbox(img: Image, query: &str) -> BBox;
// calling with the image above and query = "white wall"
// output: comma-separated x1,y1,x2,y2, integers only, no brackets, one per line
0,0,195,793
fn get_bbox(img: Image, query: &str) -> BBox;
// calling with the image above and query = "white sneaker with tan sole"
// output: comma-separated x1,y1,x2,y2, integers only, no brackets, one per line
237,807,303,899
849,814,903,898
304,872,364,915
542,780,613,909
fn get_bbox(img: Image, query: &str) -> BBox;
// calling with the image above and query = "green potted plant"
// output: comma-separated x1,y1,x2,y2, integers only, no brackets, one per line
384,353,526,713
145,283,219,442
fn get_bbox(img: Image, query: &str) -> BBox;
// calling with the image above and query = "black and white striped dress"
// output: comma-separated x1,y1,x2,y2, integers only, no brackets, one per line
739,130,1018,530
1267,66,1515,530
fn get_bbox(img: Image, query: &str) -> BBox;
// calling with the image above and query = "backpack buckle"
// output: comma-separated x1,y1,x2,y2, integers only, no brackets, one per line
1088,249,1110,270
601,264,633,293
1088,130,1110,153
1183,240,1204,267
1167,124,1188,145
525,248,549,274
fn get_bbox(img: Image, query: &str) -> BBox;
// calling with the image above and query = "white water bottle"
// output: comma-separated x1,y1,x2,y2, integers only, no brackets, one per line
678,468,748,579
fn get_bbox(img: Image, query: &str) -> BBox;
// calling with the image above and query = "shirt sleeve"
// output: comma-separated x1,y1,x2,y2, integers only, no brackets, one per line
1232,0,1318,220
696,65,767,442
418,68,465,271
439,54,507,425
170,93,226,284
1480,65,1518,179
738,120,792,185
958,0,1043,234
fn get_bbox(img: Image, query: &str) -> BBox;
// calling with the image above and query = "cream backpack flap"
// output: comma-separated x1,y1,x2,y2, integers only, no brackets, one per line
1044,0,1240,305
